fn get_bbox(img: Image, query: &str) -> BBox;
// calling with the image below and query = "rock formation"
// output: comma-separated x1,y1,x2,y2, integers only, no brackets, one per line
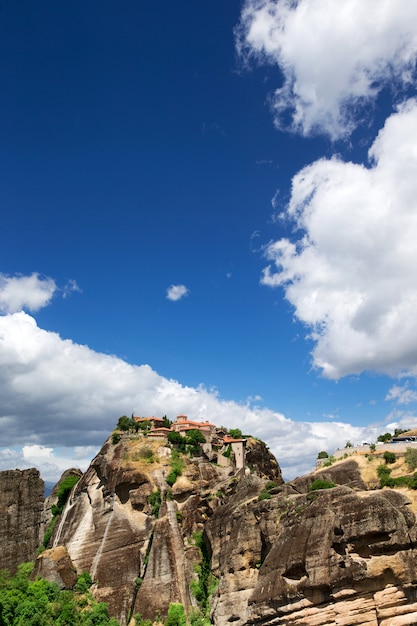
0,468,44,574
6,430,417,626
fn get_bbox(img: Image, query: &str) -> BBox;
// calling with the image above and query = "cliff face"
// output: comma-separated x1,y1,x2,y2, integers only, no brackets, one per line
30,437,417,626
0,468,44,574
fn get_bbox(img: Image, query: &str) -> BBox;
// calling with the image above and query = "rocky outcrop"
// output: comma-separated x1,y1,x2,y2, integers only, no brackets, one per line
23,434,417,626
33,545,78,589
41,467,83,540
0,468,44,574
247,486,417,625
35,433,282,625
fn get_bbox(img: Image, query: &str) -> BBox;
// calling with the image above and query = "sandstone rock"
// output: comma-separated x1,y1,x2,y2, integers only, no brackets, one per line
0,468,44,573
33,545,78,589
7,434,415,626
41,467,83,543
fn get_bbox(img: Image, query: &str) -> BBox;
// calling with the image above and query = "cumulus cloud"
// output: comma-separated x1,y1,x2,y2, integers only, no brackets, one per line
0,273,57,314
236,0,417,138
166,284,189,301
261,100,417,379
0,311,376,481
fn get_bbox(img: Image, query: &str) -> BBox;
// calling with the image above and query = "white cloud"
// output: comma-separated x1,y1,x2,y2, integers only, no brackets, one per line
62,278,82,298
0,310,376,482
261,100,417,379
166,284,189,301
236,0,417,138
386,384,417,406
0,273,57,314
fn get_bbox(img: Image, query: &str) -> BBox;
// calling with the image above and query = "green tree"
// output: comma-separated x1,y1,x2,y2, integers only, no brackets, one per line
162,415,172,429
117,416,132,431
228,428,242,439
167,431,183,446
186,429,206,445
377,432,392,443
0,564,121,626
317,451,329,459
345,440,353,448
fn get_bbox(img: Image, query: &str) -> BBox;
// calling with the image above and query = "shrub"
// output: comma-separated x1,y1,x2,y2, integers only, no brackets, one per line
222,444,232,458
42,516,58,548
57,475,80,507
383,451,396,464
166,450,184,487
112,433,121,445
148,490,162,517
75,571,93,593
309,479,336,491
317,451,329,459
137,446,154,462
258,480,278,501
228,428,242,439
405,447,417,471
408,473,417,490
258,489,272,501
165,603,186,626
377,464,392,487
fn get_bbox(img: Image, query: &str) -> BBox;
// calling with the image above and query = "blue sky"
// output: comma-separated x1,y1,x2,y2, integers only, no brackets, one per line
2,0,417,481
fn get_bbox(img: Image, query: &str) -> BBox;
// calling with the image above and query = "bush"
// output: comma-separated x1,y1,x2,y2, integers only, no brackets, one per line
165,603,186,626
148,490,162,517
309,479,336,491
228,428,242,439
0,565,120,625
168,431,186,452
317,451,329,459
377,464,392,487
383,451,396,464
112,433,121,445
57,475,80,507
405,447,417,471
138,446,154,462
258,481,277,501
76,571,93,593
166,451,184,487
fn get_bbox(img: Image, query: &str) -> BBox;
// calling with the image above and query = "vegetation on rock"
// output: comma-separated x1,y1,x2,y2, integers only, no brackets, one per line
309,479,336,491
0,563,120,625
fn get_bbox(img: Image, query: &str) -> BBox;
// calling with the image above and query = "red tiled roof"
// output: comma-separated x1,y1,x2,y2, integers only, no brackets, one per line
223,436,246,443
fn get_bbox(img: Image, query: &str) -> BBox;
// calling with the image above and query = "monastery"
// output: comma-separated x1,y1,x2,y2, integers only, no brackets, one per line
133,413,247,470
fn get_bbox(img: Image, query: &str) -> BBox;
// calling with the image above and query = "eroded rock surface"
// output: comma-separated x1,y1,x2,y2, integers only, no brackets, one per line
33,436,417,626
33,545,78,589
0,468,44,574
